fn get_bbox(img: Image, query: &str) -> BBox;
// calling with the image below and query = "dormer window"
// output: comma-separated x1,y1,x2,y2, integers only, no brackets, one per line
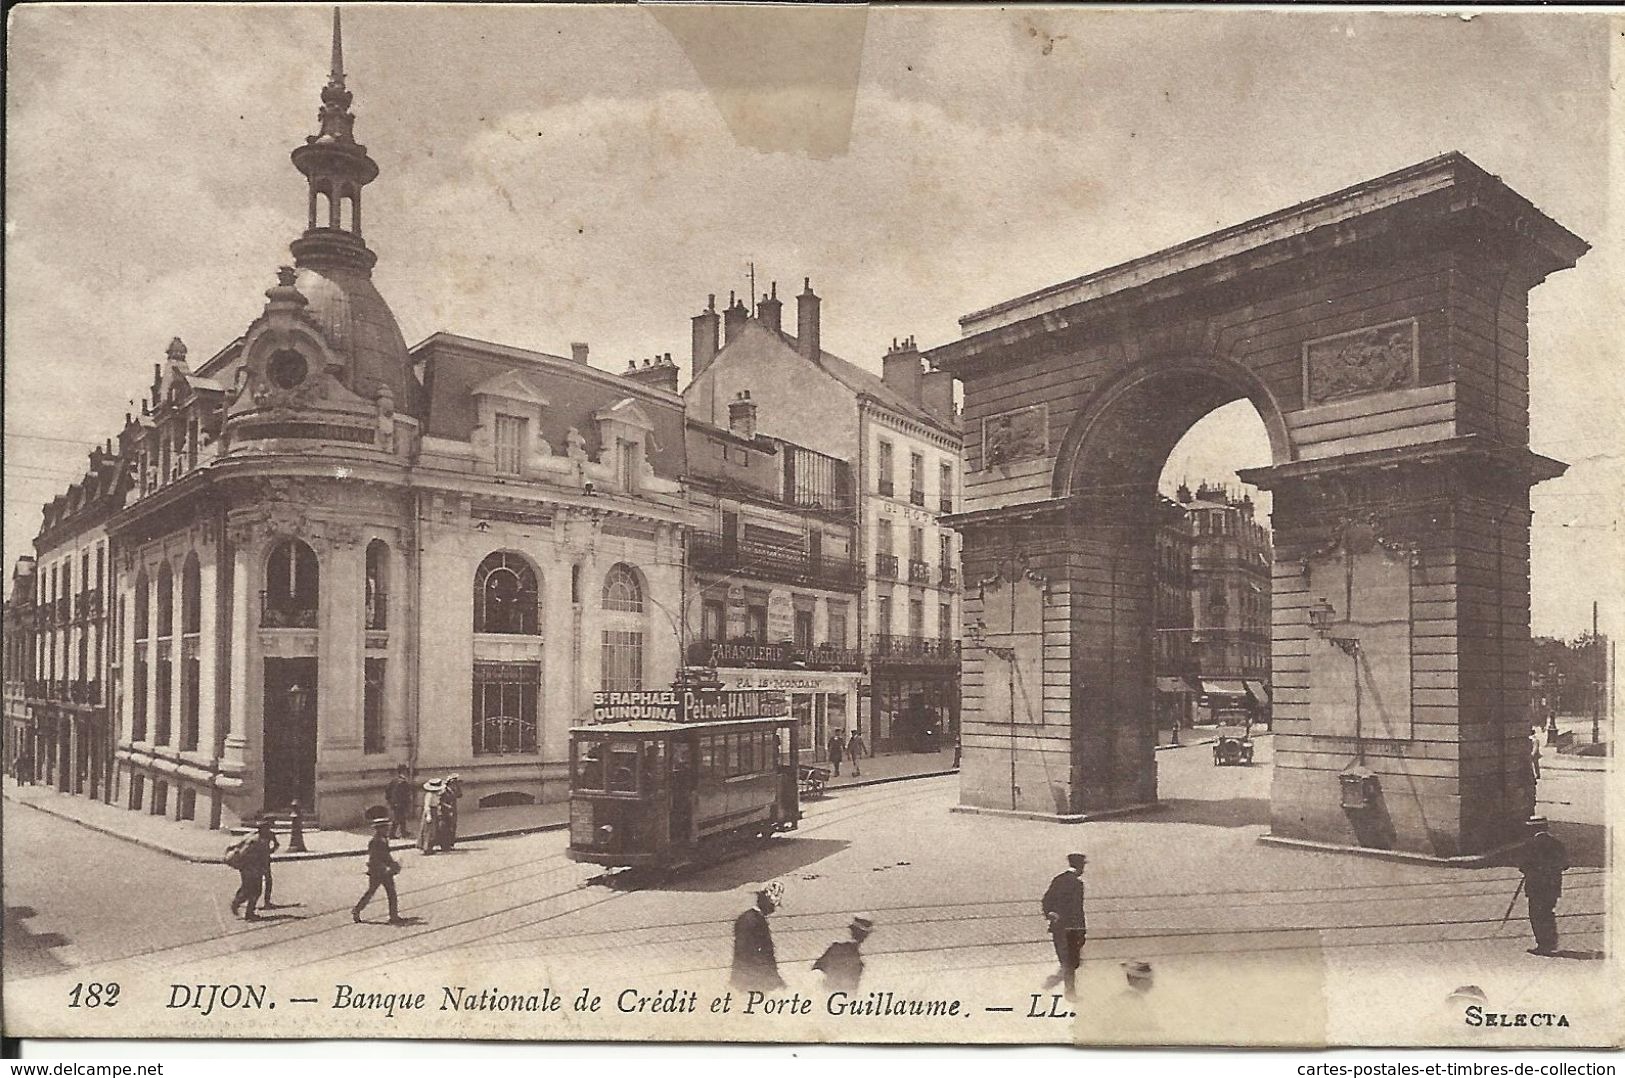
618,438,639,492
494,414,526,476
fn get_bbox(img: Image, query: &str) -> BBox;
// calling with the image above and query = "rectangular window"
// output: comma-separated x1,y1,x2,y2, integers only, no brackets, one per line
745,605,767,643
878,519,894,555
827,605,847,648
939,461,954,512
877,440,894,495
877,594,892,637
702,600,726,642
132,661,148,742
472,661,539,755
494,414,526,476
909,526,924,563
364,658,386,754
939,603,952,641
180,657,200,751
600,630,644,692
909,452,925,504
154,660,172,745
909,598,925,638
940,532,952,569
794,609,814,649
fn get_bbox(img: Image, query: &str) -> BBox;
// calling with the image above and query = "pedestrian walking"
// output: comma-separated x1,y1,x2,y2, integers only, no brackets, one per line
1528,727,1542,782
385,765,413,839
827,733,844,777
1041,852,1088,999
731,881,786,992
225,826,272,921
352,810,404,924
441,774,463,848
846,730,865,778
813,914,874,992
418,778,445,854
255,819,281,907
1518,816,1568,956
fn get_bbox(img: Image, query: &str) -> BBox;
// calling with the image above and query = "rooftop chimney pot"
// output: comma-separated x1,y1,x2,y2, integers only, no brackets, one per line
571,342,590,364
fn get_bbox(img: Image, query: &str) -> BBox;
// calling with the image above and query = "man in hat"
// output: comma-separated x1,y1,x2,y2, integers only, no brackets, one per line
441,774,463,848
1041,853,1088,999
846,729,865,778
827,733,844,777
813,914,874,992
385,764,414,839
1518,816,1568,956
731,881,786,992
353,810,404,924
227,825,273,921
255,819,282,907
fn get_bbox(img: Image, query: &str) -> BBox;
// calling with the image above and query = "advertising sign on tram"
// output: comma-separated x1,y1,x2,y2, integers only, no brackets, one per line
590,688,789,724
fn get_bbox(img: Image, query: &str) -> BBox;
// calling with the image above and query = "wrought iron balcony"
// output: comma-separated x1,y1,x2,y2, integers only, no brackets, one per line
939,496,954,514
689,532,860,591
878,478,894,497
867,633,961,666
939,566,959,589
686,639,865,672
909,488,925,507
260,592,319,629
908,559,931,584
875,553,899,579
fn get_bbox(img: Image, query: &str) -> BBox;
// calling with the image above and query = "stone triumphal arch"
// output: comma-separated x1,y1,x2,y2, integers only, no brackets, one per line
929,154,1586,859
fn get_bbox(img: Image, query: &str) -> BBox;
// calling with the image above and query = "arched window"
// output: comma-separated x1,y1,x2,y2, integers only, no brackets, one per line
181,554,201,635
365,540,389,631
156,563,174,637
474,552,539,635
602,564,644,613
263,539,319,628
133,571,150,641
600,564,645,692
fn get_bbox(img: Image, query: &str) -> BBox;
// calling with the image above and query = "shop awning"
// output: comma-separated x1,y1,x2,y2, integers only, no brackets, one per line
1244,680,1271,706
1199,679,1250,698
1155,676,1197,693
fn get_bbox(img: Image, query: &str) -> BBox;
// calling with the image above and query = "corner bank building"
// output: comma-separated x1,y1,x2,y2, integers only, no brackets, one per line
103,18,697,830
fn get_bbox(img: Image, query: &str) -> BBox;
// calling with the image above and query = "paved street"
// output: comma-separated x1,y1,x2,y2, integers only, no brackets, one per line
4,738,1611,1044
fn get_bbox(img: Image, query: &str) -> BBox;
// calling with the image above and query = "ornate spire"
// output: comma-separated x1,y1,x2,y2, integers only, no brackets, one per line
290,6,379,271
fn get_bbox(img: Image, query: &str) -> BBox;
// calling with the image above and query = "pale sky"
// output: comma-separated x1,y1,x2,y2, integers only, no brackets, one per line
5,6,1619,638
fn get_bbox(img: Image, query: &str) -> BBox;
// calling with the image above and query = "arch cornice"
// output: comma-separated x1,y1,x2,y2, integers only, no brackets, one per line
1050,353,1294,498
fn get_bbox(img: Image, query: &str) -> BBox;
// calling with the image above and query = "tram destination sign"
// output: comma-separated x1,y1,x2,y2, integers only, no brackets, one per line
590,688,789,724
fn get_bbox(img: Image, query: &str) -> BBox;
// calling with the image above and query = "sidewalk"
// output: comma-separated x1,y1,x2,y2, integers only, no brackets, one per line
2,747,957,864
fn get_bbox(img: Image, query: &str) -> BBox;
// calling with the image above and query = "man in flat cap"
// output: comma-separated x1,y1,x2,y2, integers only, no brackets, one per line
1041,853,1088,999
1518,816,1568,956
732,881,786,992
814,914,875,992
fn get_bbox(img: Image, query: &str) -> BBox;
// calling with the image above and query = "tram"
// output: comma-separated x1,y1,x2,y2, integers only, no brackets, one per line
566,685,801,870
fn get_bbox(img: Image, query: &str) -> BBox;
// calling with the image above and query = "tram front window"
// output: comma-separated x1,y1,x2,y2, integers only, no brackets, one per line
576,740,606,790
607,744,640,793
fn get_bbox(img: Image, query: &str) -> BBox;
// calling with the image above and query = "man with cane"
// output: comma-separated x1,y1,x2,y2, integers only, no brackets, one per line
1504,816,1568,956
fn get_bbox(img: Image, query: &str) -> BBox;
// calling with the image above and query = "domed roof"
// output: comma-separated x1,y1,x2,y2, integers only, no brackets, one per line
294,261,419,415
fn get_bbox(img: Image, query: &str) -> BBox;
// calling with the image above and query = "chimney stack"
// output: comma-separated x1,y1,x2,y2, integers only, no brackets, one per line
728,390,758,441
796,278,821,362
921,367,957,422
570,342,590,364
691,293,720,377
757,281,782,333
624,352,680,394
723,290,749,344
882,335,924,405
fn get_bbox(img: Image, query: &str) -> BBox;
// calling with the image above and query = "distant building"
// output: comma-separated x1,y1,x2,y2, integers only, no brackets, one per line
1150,496,1194,734
3,557,39,783
1180,482,1272,721
682,286,963,756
